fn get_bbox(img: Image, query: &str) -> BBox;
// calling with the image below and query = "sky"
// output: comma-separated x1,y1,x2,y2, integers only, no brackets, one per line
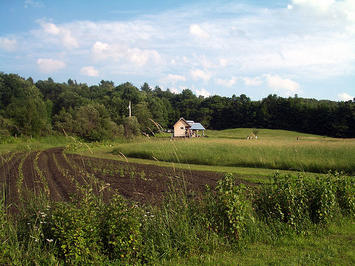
0,0,354,101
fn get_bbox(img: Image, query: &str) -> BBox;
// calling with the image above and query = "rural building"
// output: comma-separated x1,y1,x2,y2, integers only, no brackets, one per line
173,118,205,138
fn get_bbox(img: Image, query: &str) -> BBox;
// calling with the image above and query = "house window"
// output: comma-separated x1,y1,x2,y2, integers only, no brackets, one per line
180,127,184,129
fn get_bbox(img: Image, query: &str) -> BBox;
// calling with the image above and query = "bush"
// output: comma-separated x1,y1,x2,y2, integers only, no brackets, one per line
333,172,355,216
100,195,143,263
123,116,140,138
42,197,104,264
253,172,354,230
253,173,310,229
203,174,255,241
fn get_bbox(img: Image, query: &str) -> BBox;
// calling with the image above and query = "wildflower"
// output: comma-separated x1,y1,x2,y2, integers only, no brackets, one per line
46,239,53,243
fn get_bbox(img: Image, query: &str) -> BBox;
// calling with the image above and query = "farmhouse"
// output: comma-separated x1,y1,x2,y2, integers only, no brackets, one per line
173,117,205,138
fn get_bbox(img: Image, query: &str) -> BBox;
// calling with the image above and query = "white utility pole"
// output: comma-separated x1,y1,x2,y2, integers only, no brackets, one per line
128,100,132,117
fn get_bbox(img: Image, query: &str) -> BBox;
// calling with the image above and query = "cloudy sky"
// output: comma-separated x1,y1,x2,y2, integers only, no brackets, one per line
0,0,354,101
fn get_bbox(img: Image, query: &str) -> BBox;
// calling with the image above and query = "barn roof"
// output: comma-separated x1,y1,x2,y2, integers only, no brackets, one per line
190,123,205,130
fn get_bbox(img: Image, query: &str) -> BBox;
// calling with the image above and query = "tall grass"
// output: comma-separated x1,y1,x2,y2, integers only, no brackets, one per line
112,138,355,174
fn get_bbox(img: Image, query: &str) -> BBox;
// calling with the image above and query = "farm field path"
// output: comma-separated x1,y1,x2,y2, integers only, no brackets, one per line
0,148,252,210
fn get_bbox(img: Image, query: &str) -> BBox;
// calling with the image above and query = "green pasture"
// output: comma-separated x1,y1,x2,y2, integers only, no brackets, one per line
206,128,326,140
0,135,74,154
112,129,355,174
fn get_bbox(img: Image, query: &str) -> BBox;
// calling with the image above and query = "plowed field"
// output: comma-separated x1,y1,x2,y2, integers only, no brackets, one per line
0,148,251,211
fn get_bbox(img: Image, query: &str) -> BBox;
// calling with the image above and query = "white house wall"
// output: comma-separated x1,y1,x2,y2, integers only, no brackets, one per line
174,120,187,137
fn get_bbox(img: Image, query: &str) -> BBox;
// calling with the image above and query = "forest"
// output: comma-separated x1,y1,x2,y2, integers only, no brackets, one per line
0,72,354,141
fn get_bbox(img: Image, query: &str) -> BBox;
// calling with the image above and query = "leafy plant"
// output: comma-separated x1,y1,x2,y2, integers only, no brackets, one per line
204,174,255,241
253,172,354,230
100,195,143,263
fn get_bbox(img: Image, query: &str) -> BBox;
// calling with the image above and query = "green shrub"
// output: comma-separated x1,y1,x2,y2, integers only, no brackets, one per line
253,172,354,229
41,194,104,264
333,173,355,216
123,116,141,138
307,176,338,224
100,195,143,263
253,173,310,229
204,174,255,241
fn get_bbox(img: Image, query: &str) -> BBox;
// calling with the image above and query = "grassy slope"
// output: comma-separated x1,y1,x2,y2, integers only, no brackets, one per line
0,135,73,154
78,146,325,184
207,128,325,140
111,129,355,174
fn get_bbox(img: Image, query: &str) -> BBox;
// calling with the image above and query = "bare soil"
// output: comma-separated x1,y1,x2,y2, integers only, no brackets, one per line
0,148,253,210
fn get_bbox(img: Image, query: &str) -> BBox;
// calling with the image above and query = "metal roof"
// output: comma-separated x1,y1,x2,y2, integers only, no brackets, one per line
190,123,205,130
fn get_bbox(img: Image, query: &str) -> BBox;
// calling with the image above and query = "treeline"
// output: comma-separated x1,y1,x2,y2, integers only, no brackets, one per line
0,72,354,141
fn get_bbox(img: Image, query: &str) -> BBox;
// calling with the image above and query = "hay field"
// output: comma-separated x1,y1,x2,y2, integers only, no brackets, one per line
113,129,355,174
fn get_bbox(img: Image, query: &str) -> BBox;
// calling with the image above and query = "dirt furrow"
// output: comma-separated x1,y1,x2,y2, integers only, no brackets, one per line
0,153,25,212
2,148,254,207
66,153,226,204
21,152,44,198
38,149,73,201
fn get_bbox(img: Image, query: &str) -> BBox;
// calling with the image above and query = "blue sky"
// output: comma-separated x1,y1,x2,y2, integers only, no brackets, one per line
0,0,354,101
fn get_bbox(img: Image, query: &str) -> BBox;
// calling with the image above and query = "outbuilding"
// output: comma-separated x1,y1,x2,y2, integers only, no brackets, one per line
173,118,205,138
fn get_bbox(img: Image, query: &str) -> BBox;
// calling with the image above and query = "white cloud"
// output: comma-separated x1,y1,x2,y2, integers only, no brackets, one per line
190,69,211,82
242,77,263,86
338,92,353,101
215,76,264,88
24,0,43,8
195,88,211,97
128,48,161,66
37,58,66,73
39,21,78,49
292,0,355,22
91,41,161,67
292,0,334,13
160,74,186,84
215,77,237,87
265,74,301,96
189,24,209,39
219,58,228,67
41,22,60,35
169,87,180,94
80,66,99,77
92,41,111,60
0,37,17,51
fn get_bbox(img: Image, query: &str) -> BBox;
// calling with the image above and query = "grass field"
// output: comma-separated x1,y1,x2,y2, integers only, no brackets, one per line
165,218,355,265
112,128,355,174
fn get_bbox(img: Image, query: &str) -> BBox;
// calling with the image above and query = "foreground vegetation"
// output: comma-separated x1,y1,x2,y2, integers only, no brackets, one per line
1,172,354,264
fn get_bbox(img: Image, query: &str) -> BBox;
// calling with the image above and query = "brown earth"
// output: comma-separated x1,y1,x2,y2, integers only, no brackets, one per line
0,148,253,210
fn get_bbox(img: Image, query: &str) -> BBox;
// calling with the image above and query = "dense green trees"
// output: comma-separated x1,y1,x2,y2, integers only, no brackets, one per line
0,74,50,136
0,72,354,140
